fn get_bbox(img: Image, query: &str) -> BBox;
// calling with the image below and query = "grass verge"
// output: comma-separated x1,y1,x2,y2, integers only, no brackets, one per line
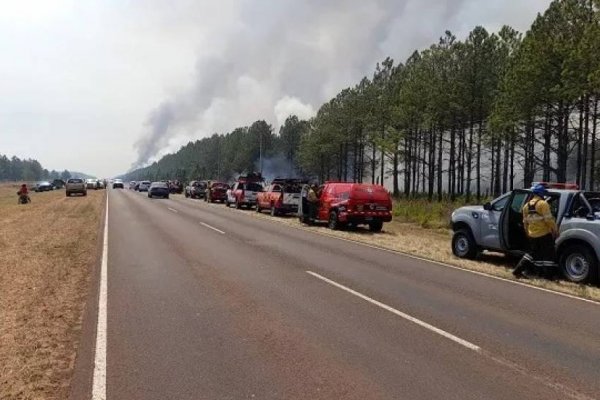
0,184,105,400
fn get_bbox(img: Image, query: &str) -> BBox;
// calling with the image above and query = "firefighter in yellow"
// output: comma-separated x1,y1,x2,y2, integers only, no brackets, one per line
513,184,559,278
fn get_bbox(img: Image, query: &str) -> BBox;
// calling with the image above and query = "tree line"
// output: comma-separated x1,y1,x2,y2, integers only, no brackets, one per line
0,154,74,182
126,0,600,202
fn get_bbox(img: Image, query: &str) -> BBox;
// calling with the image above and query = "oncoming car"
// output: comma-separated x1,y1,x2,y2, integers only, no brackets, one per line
112,179,124,189
137,181,151,192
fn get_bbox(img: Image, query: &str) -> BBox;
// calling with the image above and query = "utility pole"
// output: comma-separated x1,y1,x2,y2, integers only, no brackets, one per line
259,130,263,174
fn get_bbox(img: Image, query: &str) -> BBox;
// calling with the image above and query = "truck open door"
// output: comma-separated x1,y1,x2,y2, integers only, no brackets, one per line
499,189,531,253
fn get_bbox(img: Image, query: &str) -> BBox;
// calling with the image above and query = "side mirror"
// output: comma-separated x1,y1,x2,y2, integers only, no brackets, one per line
483,202,492,211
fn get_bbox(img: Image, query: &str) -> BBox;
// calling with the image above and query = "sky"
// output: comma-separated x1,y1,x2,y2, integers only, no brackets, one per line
0,0,551,178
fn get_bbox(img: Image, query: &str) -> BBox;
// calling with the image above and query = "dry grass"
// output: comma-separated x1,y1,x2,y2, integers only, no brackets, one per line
0,183,105,400
221,202,600,302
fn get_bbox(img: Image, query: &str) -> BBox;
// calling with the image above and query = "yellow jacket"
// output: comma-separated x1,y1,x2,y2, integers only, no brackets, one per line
522,196,557,238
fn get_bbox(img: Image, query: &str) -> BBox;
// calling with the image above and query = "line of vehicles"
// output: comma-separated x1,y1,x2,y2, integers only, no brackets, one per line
122,174,599,284
128,173,394,233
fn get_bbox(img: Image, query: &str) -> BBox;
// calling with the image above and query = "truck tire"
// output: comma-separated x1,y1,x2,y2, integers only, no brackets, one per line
559,244,598,283
452,229,478,259
369,221,383,232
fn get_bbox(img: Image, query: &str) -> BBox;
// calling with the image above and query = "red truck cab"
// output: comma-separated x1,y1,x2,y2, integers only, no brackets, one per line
299,182,393,231
205,182,229,203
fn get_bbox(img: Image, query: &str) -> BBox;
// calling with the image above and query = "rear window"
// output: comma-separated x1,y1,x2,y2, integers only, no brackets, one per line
152,182,168,188
247,183,263,192
68,179,83,183
142,181,151,184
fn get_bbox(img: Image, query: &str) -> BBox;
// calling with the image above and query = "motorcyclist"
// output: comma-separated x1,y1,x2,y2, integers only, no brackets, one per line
17,184,31,204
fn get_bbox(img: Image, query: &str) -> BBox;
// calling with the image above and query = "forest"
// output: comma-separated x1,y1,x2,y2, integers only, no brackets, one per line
0,154,75,182
124,0,600,202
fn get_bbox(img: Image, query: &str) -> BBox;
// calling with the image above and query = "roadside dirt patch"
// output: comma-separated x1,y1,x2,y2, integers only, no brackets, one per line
205,200,600,302
0,185,105,400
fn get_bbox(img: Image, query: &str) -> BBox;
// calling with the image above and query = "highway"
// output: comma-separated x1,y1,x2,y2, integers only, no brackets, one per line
90,188,600,399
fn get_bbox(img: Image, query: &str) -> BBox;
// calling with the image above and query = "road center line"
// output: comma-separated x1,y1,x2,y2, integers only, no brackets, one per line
306,271,481,352
167,207,178,213
200,221,225,235
92,194,108,400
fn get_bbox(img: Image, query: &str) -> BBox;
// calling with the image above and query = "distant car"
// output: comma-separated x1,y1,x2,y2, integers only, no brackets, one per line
112,179,124,189
66,178,87,197
34,181,54,192
129,181,136,190
169,180,184,194
85,179,97,189
205,182,229,203
148,182,170,199
138,181,151,192
96,179,105,189
257,178,306,216
52,179,65,189
185,180,207,199
226,181,263,209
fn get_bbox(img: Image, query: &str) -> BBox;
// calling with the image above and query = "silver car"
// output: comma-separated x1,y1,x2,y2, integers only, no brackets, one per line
451,185,600,283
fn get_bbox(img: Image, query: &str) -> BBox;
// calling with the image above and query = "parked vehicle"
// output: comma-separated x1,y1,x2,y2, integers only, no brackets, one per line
298,182,392,232
169,180,184,194
137,181,151,192
225,173,264,209
129,181,137,190
112,179,124,189
52,179,65,189
134,181,141,191
205,182,229,203
257,178,306,216
34,181,54,192
185,180,207,199
148,182,170,199
66,178,87,197
96,179,105,189
451,182,600,283
85,178,97,189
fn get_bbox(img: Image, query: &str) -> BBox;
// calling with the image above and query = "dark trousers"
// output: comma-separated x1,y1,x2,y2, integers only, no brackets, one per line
308,202,318,221
514,234,557,278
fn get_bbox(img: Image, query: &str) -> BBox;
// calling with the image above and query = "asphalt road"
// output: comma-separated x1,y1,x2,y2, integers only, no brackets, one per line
100,188,600,400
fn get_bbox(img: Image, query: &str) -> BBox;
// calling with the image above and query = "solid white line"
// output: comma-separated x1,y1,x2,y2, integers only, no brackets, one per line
306,271,481,352
92,195,108,399
167,207,178,213
200,221,225,235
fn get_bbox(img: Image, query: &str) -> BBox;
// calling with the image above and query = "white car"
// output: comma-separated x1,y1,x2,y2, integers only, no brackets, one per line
85,178,97,189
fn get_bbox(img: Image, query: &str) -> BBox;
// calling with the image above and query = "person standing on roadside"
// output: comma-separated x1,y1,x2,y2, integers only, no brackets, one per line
513,184,559,279
307,184,319,223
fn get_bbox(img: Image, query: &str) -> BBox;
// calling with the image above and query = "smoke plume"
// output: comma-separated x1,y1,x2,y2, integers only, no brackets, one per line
132,0,548,168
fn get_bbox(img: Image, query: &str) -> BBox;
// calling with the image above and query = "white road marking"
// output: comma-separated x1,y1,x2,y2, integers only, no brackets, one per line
200,222,225,235
92,195,108,400
307,271,481,352
167,207,178,213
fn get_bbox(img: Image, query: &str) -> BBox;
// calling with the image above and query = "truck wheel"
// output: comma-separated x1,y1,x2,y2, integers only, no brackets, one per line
560,244,598,283
328,211,339,230
452,229,478,259
369,221,383,232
